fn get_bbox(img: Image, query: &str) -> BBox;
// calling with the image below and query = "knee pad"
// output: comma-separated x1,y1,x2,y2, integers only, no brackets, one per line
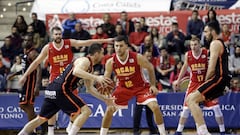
213,105,223,117
181,108,190,118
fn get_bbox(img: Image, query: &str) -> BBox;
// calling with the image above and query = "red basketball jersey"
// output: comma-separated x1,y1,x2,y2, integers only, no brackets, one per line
48,39,73,82
187,48,208,83
112,51,148,89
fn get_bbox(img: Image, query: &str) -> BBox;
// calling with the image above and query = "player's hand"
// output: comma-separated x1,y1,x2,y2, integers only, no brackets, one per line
149,85,159,95
173,80,180,91
104,95,116,106
18,75,27,86
95,76,113,87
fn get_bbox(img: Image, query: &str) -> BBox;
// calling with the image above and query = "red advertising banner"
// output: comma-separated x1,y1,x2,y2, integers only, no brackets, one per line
46,9,240,36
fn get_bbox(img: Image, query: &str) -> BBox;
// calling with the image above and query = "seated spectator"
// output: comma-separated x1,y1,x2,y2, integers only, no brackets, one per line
112,23,126,37
30,12,46,46
0,50,11,92
166,22,186,60
139,17,149,32
129,21,148,52
139,35,160,57
170,60,190,92
1,36,15,63
70,22,91,53
8,26,23,56
231,78,240,93
149,27,166,49
13,15,28,37
156,47,175,90
220,24,235,55
186,10,204,40
62,13,78,39
229,45,240,77
101,13,115,38
6,55,22,92
26,25,41,51
92,26,109,48
117,11,134,35
40,76,49,90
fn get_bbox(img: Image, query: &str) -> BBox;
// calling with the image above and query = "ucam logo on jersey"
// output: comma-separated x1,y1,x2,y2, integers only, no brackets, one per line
65,45,69,49
129,58,134,63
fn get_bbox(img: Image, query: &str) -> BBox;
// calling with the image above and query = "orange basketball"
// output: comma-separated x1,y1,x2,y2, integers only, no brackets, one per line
95,81,115,95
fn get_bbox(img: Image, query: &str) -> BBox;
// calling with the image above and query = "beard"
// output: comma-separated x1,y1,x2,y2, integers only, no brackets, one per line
54,38,61,44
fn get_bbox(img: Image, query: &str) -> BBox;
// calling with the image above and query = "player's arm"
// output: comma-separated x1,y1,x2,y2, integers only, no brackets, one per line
176,52,188,83
70,38,113,48
104,57,113,78
73,57,112,84
19,45,49,86
84,79,105,101
73,57,97,80
205,40,221,80
137,54,156,87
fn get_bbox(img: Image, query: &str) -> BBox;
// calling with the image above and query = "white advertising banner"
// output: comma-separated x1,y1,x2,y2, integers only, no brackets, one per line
31,0,172,20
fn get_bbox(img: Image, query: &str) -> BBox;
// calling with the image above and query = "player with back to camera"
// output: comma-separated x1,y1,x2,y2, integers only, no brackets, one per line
186,21,231,135
18,43,115,135
174,37,226,135
19,26,113,135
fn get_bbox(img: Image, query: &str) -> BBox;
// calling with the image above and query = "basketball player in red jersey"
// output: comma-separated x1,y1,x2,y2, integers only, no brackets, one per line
19,26,113,135
174,37,225,135
100,35,166,135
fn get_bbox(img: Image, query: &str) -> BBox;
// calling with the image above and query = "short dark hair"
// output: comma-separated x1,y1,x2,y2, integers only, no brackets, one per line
51,26,62,33
31,12,37,17
205,21,221,35
114,35,129,44
88,43,102,55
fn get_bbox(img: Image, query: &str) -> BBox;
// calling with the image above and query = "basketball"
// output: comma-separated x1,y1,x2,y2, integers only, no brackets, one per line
95,81,115,95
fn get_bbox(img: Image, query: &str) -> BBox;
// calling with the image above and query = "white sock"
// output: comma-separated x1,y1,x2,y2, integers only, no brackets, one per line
18,129,28,135
68,124,80,135
176,124,184,132
66,121,73,133
100,128,109,135
48,126,54,135
157,124,166,135
197,124,210,135
219,124,225,132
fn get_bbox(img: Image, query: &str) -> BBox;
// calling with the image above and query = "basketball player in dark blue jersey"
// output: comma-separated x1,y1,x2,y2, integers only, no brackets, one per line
186,21,231,135
18,43,114,135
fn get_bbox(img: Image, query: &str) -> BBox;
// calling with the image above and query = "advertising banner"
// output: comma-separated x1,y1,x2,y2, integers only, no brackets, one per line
46,9,240,36
0,92,239,129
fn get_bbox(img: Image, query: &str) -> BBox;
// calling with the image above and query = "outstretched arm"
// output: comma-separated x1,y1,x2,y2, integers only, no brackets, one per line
70,38,113,48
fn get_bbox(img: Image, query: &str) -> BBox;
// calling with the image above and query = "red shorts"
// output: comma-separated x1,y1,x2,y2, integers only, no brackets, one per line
183,81,218,107
112,85,156,108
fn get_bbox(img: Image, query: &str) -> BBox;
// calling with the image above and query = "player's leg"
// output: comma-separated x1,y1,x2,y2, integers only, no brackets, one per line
186,91,210,135
147,101,166,135
145,105,158,134
18,116,48,135
48,114,57,135
20,104,36,121
133,104,144,135
67,105,92,135
175,108,190,134
100,106,117,135
212,104,225,134
66,89,79,133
